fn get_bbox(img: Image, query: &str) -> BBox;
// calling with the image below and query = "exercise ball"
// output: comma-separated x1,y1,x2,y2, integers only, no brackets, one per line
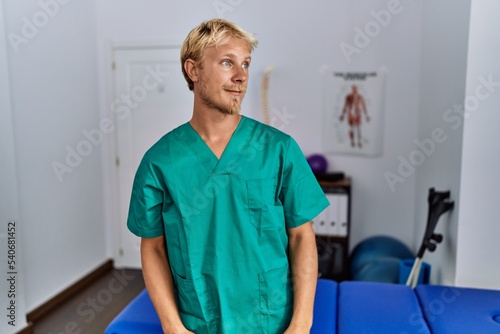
350,236,414,278
307,154,328,174
352,256,402,283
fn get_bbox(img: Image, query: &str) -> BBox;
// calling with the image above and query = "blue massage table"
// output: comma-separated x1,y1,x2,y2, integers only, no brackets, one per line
106,279,500,333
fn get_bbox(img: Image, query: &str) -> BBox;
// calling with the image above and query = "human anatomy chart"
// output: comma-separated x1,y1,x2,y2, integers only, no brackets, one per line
322,70,386,156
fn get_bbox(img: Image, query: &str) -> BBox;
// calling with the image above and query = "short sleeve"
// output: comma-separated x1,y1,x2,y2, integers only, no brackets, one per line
280,137,330,228
127,156,165,238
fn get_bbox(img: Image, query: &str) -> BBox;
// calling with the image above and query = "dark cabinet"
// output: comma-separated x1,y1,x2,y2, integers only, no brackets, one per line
313,178,351,281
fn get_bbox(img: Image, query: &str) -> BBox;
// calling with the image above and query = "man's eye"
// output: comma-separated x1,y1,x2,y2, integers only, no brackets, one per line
222,60,232,66
242,63,250,69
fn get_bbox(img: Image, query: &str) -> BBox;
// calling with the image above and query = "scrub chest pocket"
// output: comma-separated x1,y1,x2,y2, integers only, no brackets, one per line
247,178,283,229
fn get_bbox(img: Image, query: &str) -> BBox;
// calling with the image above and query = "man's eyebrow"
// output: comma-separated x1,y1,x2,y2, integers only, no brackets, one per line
220,53,252,61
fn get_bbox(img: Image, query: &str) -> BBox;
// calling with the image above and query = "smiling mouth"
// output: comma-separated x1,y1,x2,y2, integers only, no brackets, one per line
224,87,245,95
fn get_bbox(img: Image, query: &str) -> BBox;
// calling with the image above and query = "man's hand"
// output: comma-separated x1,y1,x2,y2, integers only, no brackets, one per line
283,323,311,334
163,327,194,334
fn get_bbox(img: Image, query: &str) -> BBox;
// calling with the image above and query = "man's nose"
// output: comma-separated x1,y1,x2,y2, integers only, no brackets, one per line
233,66,247,84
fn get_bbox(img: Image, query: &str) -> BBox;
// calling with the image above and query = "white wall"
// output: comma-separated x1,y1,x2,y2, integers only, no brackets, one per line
2,0,107,312
415,0,500,289
324,1,422,249
455,0,500,290
0,2,28,332
414,0,471,285
95,0,424,258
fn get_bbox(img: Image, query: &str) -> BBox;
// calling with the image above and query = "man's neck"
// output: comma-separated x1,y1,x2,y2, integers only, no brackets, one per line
189,109,242,143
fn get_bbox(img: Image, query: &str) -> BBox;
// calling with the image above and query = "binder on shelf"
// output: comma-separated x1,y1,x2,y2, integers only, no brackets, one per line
317,177,351,280
325,193,339,235
315,193,349,237
337,193,349,237
313,208,328,235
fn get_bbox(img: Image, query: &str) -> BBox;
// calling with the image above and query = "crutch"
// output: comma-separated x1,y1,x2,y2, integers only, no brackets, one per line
406,188,454,288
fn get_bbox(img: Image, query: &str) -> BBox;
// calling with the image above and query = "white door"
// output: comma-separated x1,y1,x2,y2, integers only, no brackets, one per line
113,46,192,268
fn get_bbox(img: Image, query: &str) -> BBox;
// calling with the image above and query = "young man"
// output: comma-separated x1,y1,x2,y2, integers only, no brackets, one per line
127,19,329,334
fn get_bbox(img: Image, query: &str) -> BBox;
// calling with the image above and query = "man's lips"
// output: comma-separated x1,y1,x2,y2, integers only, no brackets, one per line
224,87,245,95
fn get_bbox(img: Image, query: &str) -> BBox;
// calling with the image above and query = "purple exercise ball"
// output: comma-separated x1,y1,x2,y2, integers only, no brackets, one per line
307,154,328,173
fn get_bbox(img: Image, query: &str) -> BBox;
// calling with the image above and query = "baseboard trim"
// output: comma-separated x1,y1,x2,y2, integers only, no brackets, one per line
15,322,33,334
26,259,114,324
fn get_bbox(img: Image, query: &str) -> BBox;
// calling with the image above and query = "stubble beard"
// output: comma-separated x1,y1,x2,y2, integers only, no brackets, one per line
199,80,245,116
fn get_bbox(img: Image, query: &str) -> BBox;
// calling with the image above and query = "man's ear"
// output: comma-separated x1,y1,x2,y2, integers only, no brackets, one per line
184,59,199,84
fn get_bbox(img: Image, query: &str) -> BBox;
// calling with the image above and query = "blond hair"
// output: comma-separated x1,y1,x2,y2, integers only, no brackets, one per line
180,19,258,91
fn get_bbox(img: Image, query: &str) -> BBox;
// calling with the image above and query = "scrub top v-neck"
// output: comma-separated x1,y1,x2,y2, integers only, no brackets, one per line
128,116,329,334
184,116,249,176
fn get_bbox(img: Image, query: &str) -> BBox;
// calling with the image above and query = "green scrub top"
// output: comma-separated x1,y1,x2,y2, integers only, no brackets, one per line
128,116,329,334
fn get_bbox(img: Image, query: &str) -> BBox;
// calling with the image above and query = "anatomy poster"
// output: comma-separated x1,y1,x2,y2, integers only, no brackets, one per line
322,69,386,156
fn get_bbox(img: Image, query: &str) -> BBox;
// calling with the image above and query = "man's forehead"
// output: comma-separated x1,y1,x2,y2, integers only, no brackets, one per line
205,39,251,56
